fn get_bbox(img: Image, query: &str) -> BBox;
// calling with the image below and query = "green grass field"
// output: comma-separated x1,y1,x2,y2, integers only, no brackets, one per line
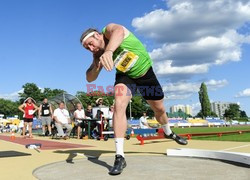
172,126,250,142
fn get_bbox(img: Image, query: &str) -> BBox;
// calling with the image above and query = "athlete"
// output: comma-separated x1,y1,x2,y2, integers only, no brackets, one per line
38,98,53,136
18,97,39,138
80,23,188,175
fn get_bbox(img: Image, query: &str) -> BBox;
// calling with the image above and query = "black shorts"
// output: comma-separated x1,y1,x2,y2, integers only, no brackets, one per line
114,67,164,100
24,118,33,123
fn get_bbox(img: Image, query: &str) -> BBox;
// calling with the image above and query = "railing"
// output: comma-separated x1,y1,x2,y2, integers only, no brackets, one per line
136,128,250,145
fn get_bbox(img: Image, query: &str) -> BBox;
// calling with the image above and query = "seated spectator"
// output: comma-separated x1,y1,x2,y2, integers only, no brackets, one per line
53,102,72,139
18,120,24,133
85,104,98,138
108,105,114,128
85,105,93,119
74,103,86,139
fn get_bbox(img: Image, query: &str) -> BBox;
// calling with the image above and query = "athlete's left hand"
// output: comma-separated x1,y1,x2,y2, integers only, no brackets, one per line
99,51,114,71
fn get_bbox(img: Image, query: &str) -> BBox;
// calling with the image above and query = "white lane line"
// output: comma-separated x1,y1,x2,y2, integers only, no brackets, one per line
74,153,98,159
221,144,250,151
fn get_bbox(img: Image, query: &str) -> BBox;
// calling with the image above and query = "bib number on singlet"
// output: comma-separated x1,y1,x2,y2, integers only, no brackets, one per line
43,110,49,115
114,49,138,73
28,110,34,115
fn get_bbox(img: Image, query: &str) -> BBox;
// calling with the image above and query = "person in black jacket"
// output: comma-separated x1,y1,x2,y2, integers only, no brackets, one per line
38,98,53,136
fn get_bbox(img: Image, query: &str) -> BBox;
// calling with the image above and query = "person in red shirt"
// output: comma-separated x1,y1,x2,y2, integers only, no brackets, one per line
18,97,39,138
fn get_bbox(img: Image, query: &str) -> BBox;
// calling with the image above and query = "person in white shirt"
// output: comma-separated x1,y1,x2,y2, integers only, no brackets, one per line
108,105,114,128
53,102,72,139
139,112,151,129
74,103,86,139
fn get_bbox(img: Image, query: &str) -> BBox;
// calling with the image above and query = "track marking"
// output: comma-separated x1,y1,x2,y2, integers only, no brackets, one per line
221,144,250,151
74,153,98,159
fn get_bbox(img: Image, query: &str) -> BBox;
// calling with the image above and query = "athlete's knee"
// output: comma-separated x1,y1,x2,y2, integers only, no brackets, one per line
153,105,165,114
114,99,128,112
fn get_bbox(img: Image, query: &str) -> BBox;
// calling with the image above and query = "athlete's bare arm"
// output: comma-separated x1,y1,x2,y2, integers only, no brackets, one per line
104,23,126,52
99,23,129,71
86,23,129,80
33,104,39,113
18,104,25,114
86,55,103,82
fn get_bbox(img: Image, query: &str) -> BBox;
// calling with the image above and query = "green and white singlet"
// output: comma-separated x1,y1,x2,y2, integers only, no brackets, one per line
102,27,152,78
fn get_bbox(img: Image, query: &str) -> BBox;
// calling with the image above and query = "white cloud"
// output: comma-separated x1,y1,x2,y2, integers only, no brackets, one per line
0,89,23,101
132,0,250,79
191,102,201,116
154,60,210,76
206,79,229,90
0,87,44,101
166,93,193,100
163,79,228,100
235,88,250,97
133,0,250,43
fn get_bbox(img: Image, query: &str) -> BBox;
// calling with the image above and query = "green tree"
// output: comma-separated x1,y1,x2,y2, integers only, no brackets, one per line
168,109,191,119
76,91,114,109
42,88,65,100
196,111,203,118
178,109,184,117
224,104,240,120
126,95,151,119
19,83,66,104
76,91,155,119
0,99,20,117
19,83,42,103
240,110,248,118
210,111,218,117
198,82,211,118
76,91,95,108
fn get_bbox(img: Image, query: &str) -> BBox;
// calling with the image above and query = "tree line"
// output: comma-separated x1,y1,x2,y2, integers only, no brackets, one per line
0,83,154,119
0,82,248,120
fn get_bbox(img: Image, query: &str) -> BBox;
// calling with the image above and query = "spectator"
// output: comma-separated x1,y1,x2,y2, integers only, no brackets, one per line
96,98,104,107
18,120,24,133
85,105,93,119
108,105,114,128
94,100,109,136
53,102,72,139
139,112,151,129
74,103,86,139
85,105,97,138
18,97,39,138
39,98,53,136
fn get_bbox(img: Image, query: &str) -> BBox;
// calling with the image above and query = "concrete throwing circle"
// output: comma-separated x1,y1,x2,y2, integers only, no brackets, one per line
33,155,250,180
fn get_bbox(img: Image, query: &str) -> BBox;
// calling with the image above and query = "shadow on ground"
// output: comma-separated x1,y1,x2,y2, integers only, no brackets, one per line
53,149,165,170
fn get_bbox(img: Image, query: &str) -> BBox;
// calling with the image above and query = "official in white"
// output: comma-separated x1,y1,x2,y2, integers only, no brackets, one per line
139,112,151,129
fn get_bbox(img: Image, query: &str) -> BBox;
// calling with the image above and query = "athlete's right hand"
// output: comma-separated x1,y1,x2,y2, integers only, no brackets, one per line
99,51,114,71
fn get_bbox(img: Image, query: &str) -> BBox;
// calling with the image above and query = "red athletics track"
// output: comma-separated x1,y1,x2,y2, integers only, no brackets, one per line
0,135,93,150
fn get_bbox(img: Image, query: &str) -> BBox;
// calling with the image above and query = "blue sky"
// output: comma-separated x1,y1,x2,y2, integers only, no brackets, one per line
0,0,250,116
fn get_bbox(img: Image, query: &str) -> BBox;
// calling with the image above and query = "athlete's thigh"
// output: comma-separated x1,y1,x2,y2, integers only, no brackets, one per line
114,73,135,101
135,67,164,100
114,83,132,108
